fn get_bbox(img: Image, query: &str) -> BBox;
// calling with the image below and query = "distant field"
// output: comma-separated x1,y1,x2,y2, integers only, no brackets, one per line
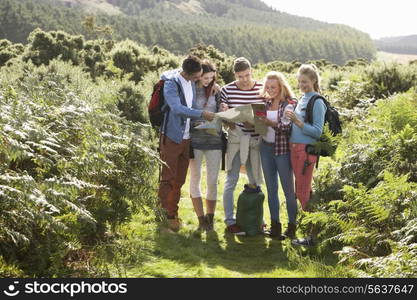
377,51,417,64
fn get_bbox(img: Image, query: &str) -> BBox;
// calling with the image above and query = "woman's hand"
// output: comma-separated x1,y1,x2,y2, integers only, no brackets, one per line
286,111,303,128
211,83,221,95
202,111,215,121
219,103,229,112
224,121,236,130
242,121,254,129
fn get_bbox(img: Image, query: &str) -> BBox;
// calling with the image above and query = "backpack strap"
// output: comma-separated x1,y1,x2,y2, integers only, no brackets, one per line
215,92,227,171
304,94,326,124
304,95,322,169
160,80,183,144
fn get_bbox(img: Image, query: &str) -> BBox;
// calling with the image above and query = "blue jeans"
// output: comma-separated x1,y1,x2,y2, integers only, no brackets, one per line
260,142,297,224
223,151,256,226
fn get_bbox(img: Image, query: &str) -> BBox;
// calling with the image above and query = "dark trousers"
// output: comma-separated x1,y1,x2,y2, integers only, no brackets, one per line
158,135,190,218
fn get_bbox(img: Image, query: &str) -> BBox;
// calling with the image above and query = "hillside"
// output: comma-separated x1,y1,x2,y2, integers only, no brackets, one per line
375,35,417,55
0,0,376,64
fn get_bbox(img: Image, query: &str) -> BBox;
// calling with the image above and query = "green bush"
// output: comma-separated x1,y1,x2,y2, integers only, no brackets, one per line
189,43,235,84
111,40,179,82
82,40,113,79
0,39,25,67
298,90,417,276
344,58,369,67
363,62,417,99
24,28,84,66
306,59,332,68
0,59,159,276
263,60,299,74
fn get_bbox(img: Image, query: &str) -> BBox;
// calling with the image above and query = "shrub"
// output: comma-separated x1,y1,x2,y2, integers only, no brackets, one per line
0,39,24,67
24,28,84,66
263,60,299,74
111,40,179,82
0,59,159,276
363,62,417,98
82,40,111,79
189,43,235,84
300,91,417,276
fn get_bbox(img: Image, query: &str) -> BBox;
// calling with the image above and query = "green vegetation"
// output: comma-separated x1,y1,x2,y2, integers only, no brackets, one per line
0,32,163,276
0,0,376,64
115,171,351,278
0,28,416,278
302,91,417,277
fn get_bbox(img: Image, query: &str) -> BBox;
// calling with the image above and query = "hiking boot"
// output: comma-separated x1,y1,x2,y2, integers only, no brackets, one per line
205,213,214,231
284,223,297,239
265,220,285,240
197,216,208,231
167,217,182,232
225,224,246,236
292,236,315,247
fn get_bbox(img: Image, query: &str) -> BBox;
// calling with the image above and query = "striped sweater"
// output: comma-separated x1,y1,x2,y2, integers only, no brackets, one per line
220,81,264,136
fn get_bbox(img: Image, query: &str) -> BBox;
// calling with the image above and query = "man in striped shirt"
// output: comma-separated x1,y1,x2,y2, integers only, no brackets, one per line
220,57,264,235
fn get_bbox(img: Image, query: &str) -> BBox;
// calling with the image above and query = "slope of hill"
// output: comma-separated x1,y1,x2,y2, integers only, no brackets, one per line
0,0,376,64
375,35,417,55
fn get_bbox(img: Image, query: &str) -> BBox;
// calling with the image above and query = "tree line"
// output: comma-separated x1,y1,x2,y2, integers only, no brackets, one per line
0,0,376,64
375,35,417,55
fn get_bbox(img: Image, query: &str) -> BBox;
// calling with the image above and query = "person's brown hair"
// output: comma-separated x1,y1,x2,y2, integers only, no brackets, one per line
182,55,202,74
201,59,217,99
233,57,251,73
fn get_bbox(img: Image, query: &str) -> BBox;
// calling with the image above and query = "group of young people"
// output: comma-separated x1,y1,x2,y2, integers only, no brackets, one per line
157,55,326,246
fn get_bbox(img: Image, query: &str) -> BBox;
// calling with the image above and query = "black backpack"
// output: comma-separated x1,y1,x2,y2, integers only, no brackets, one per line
304,94,342,136
304,94,342,158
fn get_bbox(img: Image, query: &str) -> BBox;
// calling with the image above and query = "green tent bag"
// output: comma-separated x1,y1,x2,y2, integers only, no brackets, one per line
236,186,264,236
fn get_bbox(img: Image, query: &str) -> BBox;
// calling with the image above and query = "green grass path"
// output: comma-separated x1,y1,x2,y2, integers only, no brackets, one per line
122,166,350,278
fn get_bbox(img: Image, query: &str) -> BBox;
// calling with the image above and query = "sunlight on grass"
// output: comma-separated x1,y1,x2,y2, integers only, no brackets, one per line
120,162,351,278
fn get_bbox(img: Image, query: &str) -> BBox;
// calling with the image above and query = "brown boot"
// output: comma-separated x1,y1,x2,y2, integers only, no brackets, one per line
197,216,208,231
284,223,296,239
266,220,285,240
205,213,214,231
167,217,182,232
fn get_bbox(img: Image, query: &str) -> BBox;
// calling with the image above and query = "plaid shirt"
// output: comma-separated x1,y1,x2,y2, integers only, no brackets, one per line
265,98,296,156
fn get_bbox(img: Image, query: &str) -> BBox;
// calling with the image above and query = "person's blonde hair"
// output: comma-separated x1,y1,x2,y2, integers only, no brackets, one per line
260,71,295,100
297,64,321,93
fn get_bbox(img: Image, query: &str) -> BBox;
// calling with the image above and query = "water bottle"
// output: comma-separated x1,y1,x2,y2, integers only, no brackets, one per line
281,103,294,125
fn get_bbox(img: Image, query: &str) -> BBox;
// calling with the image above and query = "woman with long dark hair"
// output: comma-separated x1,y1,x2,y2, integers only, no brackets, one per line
189,60,223,231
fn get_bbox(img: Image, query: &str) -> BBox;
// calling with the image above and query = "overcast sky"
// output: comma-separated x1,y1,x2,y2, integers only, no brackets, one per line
261,0,416,39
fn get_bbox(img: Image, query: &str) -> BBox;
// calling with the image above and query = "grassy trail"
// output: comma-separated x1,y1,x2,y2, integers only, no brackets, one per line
121,166,350,278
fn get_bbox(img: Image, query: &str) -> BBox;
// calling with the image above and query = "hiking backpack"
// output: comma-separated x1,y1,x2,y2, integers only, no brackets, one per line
304,94,342,137
304,94,342,158
148,80,167,128
236,185,265,236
